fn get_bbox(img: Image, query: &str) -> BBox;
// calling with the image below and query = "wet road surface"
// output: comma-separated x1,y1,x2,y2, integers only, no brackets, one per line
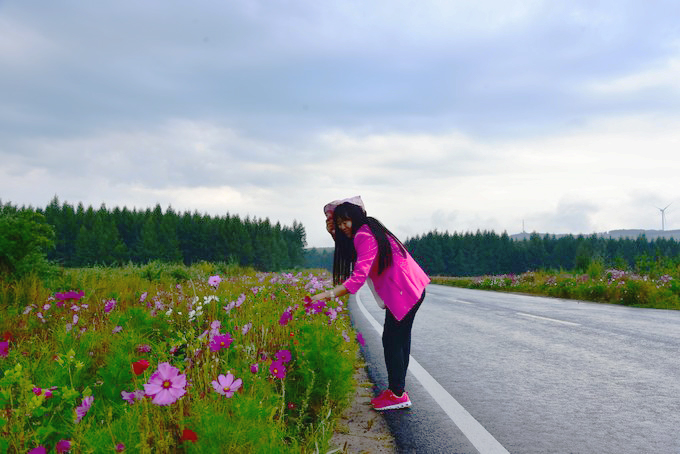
349,284,680,453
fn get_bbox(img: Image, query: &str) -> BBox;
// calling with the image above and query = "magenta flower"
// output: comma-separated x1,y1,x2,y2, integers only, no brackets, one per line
209,333,233,352
208,275,222,287
27,447,46,454
211,373,243,397
56,439,72,453
311,300,327,314
104,299,117,313
269,360,286,379
140,292,148,302
278,310,293,326
143,362,187,406
137,344,152,353
0,341,8,358
55,290,84,303
356,332,366,346
75,396,94,423
275,349,292,363
250,363,259,374
115,443,125,452
32,387,56,399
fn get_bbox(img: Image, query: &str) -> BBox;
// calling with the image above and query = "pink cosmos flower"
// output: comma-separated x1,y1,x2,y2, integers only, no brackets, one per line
208,275,222,287
210,320,221,337
342,331,351,343
75,396,94,423
269,360,286,379
311,300,327,314
211,373,242,397
115,443,125,452
234,293,246,307
250,363,259,374
325,308,338,323
56,439,72,453
275,349,292,363
209,333,233,352
121,389,145,404
140,292,148,302
137,344,152,353
104,299,117,313
356,332,366,346
55,290,85,303
32,387,56,399
143,362,187,406
27,447,46,454
241,322,252,335
112,326,123,334
0,341,8,358
278,310,293,326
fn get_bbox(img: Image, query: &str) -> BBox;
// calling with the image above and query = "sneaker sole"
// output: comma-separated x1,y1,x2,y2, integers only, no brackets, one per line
373,401,411,411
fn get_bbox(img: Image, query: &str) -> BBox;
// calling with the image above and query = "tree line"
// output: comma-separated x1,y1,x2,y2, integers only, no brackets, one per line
1,197,307,272
404,230,680,276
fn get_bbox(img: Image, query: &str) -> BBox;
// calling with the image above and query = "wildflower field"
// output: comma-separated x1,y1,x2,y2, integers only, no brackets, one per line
433,262,680,310
0,262,361,453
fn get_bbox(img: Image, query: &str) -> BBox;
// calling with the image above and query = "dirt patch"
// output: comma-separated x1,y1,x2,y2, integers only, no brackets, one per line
329,359,396,453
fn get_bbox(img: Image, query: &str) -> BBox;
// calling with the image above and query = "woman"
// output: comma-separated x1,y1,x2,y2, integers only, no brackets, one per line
311,197,430,411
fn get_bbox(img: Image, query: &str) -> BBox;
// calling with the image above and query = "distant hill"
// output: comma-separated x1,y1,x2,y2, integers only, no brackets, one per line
510,229,680,241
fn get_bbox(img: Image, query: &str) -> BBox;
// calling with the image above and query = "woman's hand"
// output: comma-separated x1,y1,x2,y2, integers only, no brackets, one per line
311,285,347,301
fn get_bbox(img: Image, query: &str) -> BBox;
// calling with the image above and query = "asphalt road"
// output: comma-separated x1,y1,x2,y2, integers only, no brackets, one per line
349,284,680,454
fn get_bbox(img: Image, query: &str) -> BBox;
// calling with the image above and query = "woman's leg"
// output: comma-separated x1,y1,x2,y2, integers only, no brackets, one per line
382,290,425,395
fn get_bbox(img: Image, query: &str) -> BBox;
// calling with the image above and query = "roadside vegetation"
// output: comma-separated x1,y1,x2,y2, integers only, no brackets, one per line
0,263,359,453
433,257,680,310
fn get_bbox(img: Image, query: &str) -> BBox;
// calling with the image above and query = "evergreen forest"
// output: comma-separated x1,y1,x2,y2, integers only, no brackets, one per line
404,230,680,276
1,197,307,272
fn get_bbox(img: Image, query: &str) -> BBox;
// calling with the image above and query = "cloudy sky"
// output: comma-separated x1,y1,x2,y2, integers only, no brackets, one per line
2,0,680,247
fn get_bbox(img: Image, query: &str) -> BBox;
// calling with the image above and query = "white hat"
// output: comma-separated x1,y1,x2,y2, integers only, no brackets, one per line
323,196,365,217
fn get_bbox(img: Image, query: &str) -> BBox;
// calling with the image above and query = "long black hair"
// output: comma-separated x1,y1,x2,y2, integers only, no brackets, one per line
332,202,406,285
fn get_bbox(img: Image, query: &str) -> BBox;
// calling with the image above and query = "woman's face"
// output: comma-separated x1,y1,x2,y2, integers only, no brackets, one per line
336,217,353,238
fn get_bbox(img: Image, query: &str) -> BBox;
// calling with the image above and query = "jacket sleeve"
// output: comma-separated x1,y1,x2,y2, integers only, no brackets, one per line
342,229,378,294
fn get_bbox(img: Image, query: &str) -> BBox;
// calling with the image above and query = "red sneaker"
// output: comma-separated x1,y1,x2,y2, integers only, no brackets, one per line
372,390,411,411
370,390,391,407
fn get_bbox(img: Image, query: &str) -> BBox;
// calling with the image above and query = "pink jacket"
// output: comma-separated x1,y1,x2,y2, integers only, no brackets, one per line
342,224,430,321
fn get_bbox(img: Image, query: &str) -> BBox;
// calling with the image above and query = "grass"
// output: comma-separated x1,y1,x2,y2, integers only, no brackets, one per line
0,263,361,453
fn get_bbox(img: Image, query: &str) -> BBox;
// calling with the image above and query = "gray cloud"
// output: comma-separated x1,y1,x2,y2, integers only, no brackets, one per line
2,0,680,246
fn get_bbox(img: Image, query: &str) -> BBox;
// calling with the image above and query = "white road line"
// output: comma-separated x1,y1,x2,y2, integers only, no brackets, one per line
355,292,509,454
453,299,474,305
516,312,580,326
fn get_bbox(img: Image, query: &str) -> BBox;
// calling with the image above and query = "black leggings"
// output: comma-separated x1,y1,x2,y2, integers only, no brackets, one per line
382,290,425,396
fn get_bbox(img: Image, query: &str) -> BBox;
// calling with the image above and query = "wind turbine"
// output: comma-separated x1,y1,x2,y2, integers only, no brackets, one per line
656,203,672,231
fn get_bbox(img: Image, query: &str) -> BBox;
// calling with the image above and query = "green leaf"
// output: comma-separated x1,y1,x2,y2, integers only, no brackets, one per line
35,424,56,442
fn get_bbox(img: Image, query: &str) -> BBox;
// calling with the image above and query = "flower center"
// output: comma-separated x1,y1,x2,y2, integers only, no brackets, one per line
223,386,230,392
220,342,225,346
162,380,171,389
